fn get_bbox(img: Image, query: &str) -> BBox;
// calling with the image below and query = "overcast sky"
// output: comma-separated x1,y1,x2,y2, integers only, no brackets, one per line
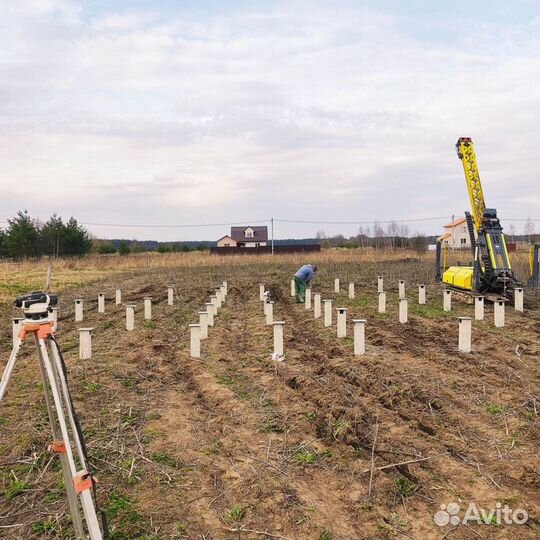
0,0,538,241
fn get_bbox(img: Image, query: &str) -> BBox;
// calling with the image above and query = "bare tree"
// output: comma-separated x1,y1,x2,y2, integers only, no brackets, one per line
524,218,535,244
508,224,516,242
315,230,330,249
373,221,385,250
411,232,427,254
387,221,399,249
398,224,410,248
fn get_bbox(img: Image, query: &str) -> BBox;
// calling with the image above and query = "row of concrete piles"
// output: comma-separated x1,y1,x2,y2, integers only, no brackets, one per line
292,275,526,355
291,278,367,355
260,284,285,358
12,285,182,361
189,281,228,358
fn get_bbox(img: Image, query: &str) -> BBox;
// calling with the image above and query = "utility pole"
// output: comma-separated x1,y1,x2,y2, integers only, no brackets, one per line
271,218,274,255
451,214,455,249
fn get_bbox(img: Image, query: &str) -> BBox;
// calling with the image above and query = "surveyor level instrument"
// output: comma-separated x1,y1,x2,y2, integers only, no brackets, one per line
435,138,521,299
0,292,107,539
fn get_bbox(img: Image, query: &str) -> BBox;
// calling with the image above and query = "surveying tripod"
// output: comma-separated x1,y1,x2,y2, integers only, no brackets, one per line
0,292,106,539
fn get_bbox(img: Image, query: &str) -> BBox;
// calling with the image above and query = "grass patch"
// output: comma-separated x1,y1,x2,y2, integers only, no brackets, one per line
106,492,141,526
332,418,349,439
173,523,188,538
32,519,56,533
5,479,30,500
294,451,318,464
259,418,286,434
151,451,180,469
393,476,417,497
143,320,158,329
226,504,246,523
486,403,505,415
82,381,100,393
216,370,236,386
409,303,448,318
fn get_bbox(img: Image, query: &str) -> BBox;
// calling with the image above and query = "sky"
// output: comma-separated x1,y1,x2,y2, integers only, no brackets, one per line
0,0,539,241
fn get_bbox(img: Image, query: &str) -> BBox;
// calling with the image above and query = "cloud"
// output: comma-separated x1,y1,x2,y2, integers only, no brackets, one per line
0,0,538,240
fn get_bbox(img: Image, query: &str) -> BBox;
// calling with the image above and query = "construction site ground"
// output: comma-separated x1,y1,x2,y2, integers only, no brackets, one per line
1,254,539,540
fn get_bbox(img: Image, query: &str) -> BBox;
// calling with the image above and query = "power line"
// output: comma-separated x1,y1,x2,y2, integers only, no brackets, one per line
275,216,452,225
78,219,270,228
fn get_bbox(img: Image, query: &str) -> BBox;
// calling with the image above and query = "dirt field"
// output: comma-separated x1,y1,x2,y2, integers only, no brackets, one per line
1,251,539,540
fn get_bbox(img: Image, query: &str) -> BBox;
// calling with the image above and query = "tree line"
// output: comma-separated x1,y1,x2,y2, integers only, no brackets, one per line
0,211,92,259
316,221,431,252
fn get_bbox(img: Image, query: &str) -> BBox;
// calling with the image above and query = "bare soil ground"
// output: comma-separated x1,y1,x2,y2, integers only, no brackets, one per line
0,253,539,540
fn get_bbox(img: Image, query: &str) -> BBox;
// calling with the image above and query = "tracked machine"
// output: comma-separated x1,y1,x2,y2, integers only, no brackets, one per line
436,137,521,300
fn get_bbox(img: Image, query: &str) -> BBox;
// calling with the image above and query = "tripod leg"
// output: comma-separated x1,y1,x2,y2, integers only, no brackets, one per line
47,340,85,459
36,338,103,540
44,338,104,540
0,338,23,402
34,336,86,539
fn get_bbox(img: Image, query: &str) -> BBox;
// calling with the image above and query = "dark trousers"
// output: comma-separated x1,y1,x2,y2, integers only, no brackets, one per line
294,276,307,303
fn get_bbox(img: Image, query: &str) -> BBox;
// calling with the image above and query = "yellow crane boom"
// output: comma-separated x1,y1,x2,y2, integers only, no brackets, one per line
456,137,486,232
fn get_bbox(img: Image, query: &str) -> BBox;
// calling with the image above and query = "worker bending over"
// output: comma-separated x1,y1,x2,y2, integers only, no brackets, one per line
294,264,318,303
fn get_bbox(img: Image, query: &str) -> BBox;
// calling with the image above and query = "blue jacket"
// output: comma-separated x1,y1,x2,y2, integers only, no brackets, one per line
295,264,315,282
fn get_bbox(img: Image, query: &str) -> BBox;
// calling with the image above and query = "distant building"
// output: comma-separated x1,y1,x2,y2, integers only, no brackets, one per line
437,217,473,249
216,226,268,248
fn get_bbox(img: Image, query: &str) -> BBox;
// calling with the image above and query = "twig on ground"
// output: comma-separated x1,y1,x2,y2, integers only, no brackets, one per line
368,418,379,497
361,454,439,474
224,526,297,540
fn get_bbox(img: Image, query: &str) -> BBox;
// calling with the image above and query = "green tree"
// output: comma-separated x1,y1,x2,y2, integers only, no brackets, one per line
63,217,92,256
92,240,116,254
118,241,131,256
4,210,39,259
40,214,64,258
0,229,6,257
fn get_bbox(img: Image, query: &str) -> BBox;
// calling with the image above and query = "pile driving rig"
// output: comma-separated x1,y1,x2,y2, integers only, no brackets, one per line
436,138,521,299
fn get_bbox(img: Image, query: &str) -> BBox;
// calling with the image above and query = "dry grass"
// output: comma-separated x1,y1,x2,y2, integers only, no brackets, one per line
0,247,532,304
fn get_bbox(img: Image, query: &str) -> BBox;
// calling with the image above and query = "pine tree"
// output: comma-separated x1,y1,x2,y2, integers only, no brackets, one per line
4,210,39,259
40,214,64,258
63,217,92,256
